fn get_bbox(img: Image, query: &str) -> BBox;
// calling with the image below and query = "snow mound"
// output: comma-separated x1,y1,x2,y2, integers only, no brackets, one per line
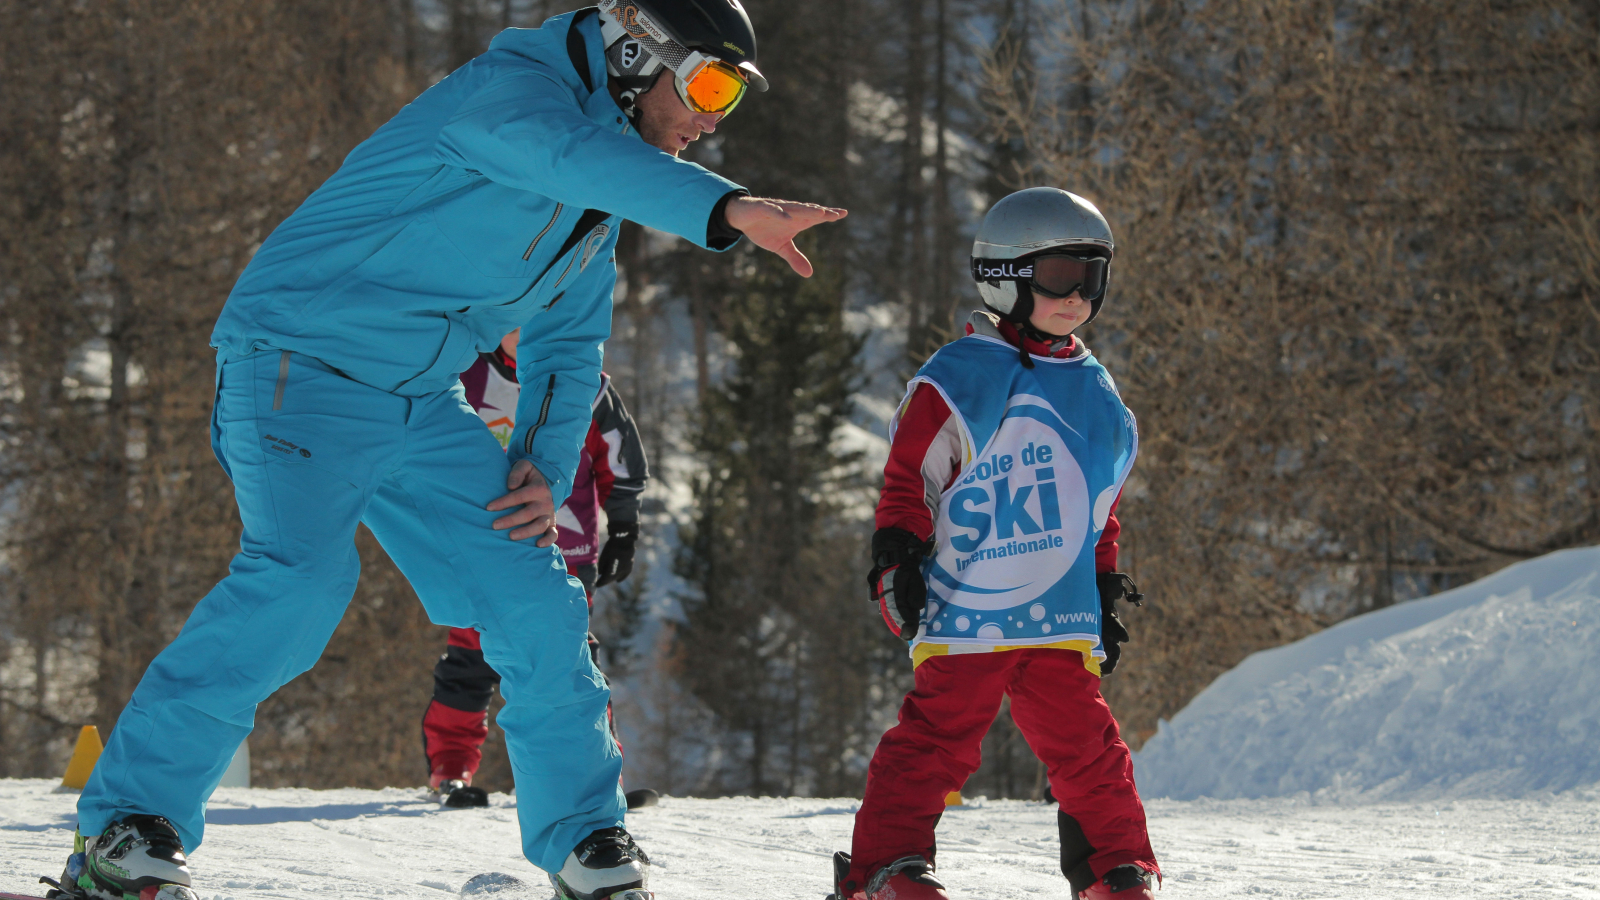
1133,546,1600,801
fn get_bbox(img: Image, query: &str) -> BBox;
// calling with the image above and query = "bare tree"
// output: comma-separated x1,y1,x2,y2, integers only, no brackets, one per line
983,0,1600,744
0,0,443,787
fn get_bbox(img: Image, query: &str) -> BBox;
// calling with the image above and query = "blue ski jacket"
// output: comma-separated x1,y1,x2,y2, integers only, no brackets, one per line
211,10,742,505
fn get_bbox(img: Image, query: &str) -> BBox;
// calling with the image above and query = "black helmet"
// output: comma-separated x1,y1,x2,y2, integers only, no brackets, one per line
598,0,768,109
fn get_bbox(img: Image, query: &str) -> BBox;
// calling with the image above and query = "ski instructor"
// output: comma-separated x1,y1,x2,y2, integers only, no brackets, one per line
57,3,843,900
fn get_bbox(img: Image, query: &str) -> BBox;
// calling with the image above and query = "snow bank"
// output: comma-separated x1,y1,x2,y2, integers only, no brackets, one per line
1133,546,1600,801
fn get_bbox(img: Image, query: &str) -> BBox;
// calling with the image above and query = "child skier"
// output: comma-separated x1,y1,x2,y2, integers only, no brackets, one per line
835,188,1160,900
422,328,651,808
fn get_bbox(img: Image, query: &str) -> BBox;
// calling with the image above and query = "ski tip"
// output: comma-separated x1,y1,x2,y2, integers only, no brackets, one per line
460,873,528,896
443,785,490,808
828,849,852,900
624,788,659,810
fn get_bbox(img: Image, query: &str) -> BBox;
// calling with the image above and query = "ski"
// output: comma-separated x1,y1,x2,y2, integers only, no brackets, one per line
5,876,196,900
460,873,532,896
824,850,851,900
440,784,490,808
433,786,652,811
462,873,652,900
624,788,659,810
3,875,65,900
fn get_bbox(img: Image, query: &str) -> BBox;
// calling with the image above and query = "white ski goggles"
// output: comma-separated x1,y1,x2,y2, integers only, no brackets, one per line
598,0,762,115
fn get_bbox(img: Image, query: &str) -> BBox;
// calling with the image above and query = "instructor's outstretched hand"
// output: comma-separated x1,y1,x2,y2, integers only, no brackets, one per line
726,196,848,277
488,459,559,546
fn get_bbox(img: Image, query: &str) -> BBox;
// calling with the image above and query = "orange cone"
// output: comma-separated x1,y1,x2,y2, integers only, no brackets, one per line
60,726,103,790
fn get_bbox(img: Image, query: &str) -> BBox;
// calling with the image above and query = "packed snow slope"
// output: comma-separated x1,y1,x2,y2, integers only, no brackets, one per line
1134,546,1600,801
4,780,1600,899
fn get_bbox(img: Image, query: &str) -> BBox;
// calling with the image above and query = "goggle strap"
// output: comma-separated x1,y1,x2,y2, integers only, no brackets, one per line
970,256,1108,301
599,0,694,78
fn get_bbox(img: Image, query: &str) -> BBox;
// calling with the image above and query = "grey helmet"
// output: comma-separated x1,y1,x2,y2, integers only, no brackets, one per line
971,187,1115,328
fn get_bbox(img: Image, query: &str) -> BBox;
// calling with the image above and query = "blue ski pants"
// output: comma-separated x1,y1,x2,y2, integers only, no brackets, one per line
78,349,624,874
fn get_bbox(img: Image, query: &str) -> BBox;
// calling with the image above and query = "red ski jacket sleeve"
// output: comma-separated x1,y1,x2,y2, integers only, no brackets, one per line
586,379,649,523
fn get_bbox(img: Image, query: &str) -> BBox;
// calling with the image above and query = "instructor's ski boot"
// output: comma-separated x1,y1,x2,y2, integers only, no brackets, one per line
550,827,652,900
1077,864,1156,900
50,816,199,900
829,851,949,900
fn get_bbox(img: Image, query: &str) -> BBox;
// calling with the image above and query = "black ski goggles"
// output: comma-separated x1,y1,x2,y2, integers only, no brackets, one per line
972,251,1111,301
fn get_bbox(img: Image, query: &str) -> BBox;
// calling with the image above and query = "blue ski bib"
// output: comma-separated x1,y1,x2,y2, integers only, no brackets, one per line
901,334,1138,670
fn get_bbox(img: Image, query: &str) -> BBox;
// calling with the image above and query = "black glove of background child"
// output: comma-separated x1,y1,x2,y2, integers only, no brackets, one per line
595,521,639,587
1096,571,1144,676
868,527,935,642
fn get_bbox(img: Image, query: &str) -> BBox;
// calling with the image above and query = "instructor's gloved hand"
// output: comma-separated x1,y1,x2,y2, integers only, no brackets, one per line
1096,571,1144,676
595,521,639,587
868,527,935,642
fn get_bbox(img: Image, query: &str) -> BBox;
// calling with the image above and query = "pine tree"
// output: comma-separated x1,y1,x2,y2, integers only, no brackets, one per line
673,247,878,795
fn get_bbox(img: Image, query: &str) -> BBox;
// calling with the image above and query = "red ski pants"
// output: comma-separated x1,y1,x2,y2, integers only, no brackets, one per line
850,648,1157,885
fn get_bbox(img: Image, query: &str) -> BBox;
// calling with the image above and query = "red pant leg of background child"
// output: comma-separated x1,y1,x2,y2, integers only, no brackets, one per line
421,626,495,788
422,565,599,788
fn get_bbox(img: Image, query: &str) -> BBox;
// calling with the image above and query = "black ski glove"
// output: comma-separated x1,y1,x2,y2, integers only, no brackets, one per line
1095,571,1144,676
868,527,935,642
595,521,639,587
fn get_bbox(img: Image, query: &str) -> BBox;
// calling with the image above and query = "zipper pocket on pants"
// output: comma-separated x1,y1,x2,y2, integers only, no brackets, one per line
272,351,292,410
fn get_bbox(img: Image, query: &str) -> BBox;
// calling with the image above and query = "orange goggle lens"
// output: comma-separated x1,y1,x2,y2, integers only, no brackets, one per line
677,60,749,115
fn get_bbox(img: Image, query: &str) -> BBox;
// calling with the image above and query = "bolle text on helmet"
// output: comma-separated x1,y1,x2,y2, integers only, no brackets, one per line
971,259,1034,282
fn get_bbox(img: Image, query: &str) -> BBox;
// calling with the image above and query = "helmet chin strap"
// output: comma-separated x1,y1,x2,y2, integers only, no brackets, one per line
604,22,666,125
982,280,1075,369
1021,319,1071,344
616,88,643,121
1003,280,1040,369
612,72,665,126
1008,281,1079,367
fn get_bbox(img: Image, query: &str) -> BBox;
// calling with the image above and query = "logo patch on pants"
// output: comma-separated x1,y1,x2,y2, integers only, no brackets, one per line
263,433,312,459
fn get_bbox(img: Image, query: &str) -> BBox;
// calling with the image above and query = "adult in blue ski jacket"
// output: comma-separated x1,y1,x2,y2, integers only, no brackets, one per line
67,5,845,900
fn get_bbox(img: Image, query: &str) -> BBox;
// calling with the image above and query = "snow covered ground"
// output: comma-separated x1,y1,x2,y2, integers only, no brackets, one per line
4,779,1600,900
1134,547,1600,802
11,550,1600,898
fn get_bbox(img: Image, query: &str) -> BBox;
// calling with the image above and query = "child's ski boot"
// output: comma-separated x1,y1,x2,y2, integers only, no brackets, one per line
828,851,949,900
549,827,652,900
434,778,489,808
1078,864,1156,899
49,816,199,900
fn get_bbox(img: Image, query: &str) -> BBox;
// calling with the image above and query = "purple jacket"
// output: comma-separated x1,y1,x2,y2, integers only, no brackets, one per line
460,350,648,565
